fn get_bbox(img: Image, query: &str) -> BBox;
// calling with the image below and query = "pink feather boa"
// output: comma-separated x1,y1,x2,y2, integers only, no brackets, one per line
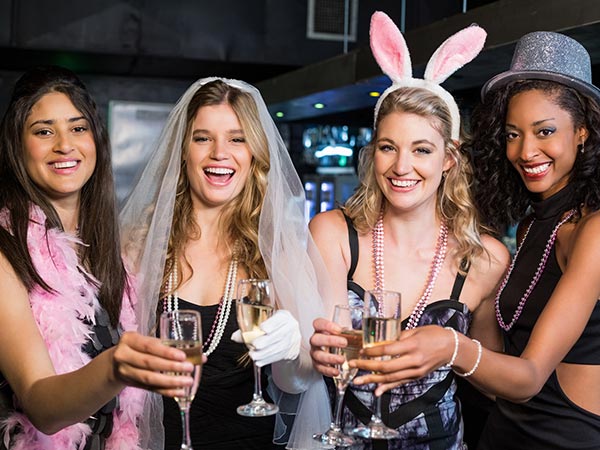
0,205,146,450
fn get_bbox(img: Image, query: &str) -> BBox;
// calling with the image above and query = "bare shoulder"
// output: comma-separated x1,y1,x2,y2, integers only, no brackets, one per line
567,210,600,254
309,209,347,238
477,233,511,274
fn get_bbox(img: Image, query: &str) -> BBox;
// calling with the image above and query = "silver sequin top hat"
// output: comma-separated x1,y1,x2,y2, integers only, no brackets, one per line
482,31,600,103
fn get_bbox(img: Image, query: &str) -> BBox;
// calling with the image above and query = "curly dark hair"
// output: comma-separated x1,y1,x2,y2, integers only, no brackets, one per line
466,79,600,234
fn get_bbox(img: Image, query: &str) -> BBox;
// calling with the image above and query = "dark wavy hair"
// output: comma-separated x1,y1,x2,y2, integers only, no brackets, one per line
0,65,126,326
466,79,600,233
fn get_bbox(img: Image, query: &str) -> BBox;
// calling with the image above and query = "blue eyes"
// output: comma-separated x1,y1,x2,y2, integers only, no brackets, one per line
377,145,432,154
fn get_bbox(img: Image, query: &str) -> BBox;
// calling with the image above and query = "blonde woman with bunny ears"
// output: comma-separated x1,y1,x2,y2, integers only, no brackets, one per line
308,12,509,449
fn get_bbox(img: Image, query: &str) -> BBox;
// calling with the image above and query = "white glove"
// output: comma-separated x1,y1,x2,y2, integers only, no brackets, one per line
231,329,244,343
248,310,301,367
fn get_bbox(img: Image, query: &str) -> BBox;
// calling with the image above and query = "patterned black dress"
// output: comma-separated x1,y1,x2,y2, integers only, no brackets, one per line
335,216,470,450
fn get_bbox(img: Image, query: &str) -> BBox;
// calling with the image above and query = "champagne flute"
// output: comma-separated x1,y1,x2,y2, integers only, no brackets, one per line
160,310,203,450
236,278,279,417
313,304,363,448
352,289,401,440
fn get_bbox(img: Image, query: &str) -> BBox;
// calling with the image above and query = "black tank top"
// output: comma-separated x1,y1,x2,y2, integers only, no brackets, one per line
497,184,600,363
479,185,600,449
340,214,471,450
162,298,278,450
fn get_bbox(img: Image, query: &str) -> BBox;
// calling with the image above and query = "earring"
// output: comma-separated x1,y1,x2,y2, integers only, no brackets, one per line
578,142,585,154
441,171,447,179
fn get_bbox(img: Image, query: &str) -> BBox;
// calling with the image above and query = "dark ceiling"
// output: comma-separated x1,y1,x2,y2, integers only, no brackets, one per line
256,0,600,125
1,0,599,128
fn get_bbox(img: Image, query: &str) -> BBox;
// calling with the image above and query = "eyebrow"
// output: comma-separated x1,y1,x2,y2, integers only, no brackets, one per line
192,128,244,134
377,137,436,146
506,118,556,128
28,116,87,128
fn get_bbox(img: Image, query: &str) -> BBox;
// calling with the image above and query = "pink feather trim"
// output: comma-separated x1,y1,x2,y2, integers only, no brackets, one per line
0,205,145,450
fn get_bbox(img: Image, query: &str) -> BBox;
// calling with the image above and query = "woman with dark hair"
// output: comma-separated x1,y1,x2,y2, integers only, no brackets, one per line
0,66,195,450
351,32,600,450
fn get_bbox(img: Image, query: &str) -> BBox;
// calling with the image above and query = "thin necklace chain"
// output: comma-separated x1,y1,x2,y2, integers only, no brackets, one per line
495,209,576,331
164,243,239,356
372,210,449,329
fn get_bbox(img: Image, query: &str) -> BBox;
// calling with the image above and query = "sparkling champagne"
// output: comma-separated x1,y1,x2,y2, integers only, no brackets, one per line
163,339,203,410
331,329,362,390
236,303,273,348
362,316,401,349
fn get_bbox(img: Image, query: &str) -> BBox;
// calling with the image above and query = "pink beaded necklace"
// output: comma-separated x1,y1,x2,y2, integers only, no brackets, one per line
372,210,449,329
495,209,576,332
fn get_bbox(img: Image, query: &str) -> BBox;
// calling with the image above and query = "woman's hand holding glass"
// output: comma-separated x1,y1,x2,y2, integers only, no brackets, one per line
312,304,363,448
111,331,196,397
235,278,279,417
352,325,458,396
351,289,402,440
232,309,301,367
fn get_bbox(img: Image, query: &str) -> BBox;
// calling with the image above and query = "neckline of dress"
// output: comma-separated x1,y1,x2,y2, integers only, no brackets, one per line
530,184,576,221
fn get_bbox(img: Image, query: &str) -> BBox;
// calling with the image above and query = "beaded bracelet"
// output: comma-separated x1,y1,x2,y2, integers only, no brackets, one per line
455,338,482,377
443,327,459,369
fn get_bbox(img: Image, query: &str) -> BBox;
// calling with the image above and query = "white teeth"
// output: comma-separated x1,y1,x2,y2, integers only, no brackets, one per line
390,179,418,187
204,167,234,175
522,163,550,174
53,161,77,169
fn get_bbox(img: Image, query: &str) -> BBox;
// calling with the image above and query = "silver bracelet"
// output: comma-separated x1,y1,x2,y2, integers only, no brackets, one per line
443,327,459,369
455,338,482,377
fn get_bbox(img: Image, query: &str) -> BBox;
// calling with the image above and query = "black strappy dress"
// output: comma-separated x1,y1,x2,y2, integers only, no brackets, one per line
331,215,471,450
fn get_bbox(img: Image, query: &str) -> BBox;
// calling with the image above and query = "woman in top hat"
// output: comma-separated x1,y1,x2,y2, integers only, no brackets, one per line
308,12,509,449
351,31,600,449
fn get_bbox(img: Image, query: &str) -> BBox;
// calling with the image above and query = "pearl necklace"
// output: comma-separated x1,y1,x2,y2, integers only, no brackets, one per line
495,209,576,332
164,245,239,356
372,210,448,329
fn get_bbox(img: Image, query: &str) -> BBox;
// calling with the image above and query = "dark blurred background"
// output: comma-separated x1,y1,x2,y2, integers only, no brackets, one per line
1,0,599,209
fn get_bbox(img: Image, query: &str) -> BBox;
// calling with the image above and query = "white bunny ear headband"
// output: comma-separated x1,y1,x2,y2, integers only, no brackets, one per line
370,11,487,140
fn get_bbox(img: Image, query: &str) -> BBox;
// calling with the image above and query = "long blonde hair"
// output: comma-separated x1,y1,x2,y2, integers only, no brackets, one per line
344,86,485,268
164,80,270,293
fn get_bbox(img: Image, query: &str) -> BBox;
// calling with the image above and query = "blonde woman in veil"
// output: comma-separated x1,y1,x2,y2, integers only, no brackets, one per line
120,78,330,449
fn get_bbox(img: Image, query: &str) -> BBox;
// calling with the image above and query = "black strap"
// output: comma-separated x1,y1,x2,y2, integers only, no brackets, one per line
449,259,470,300
343,371,455,430
342,212,359,281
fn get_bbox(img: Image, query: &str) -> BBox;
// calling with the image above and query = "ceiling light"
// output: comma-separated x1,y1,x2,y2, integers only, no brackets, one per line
275,111,284,118
369,91,381,97
313,103,325,109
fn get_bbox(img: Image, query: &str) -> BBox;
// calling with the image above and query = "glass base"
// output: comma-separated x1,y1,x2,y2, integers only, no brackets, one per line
237,398,279,417
351,422,399,440
313,428,357,448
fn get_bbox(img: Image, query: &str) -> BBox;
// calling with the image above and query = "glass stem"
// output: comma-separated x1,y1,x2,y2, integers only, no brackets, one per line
253,362,264,401
332,388,346,431
180,408,192,449
372,394,384,424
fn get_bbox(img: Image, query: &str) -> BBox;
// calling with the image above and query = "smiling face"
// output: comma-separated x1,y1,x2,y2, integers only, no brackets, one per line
505,89,587,199
185,103,253,210
374,111,453,213
23,91,96,206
